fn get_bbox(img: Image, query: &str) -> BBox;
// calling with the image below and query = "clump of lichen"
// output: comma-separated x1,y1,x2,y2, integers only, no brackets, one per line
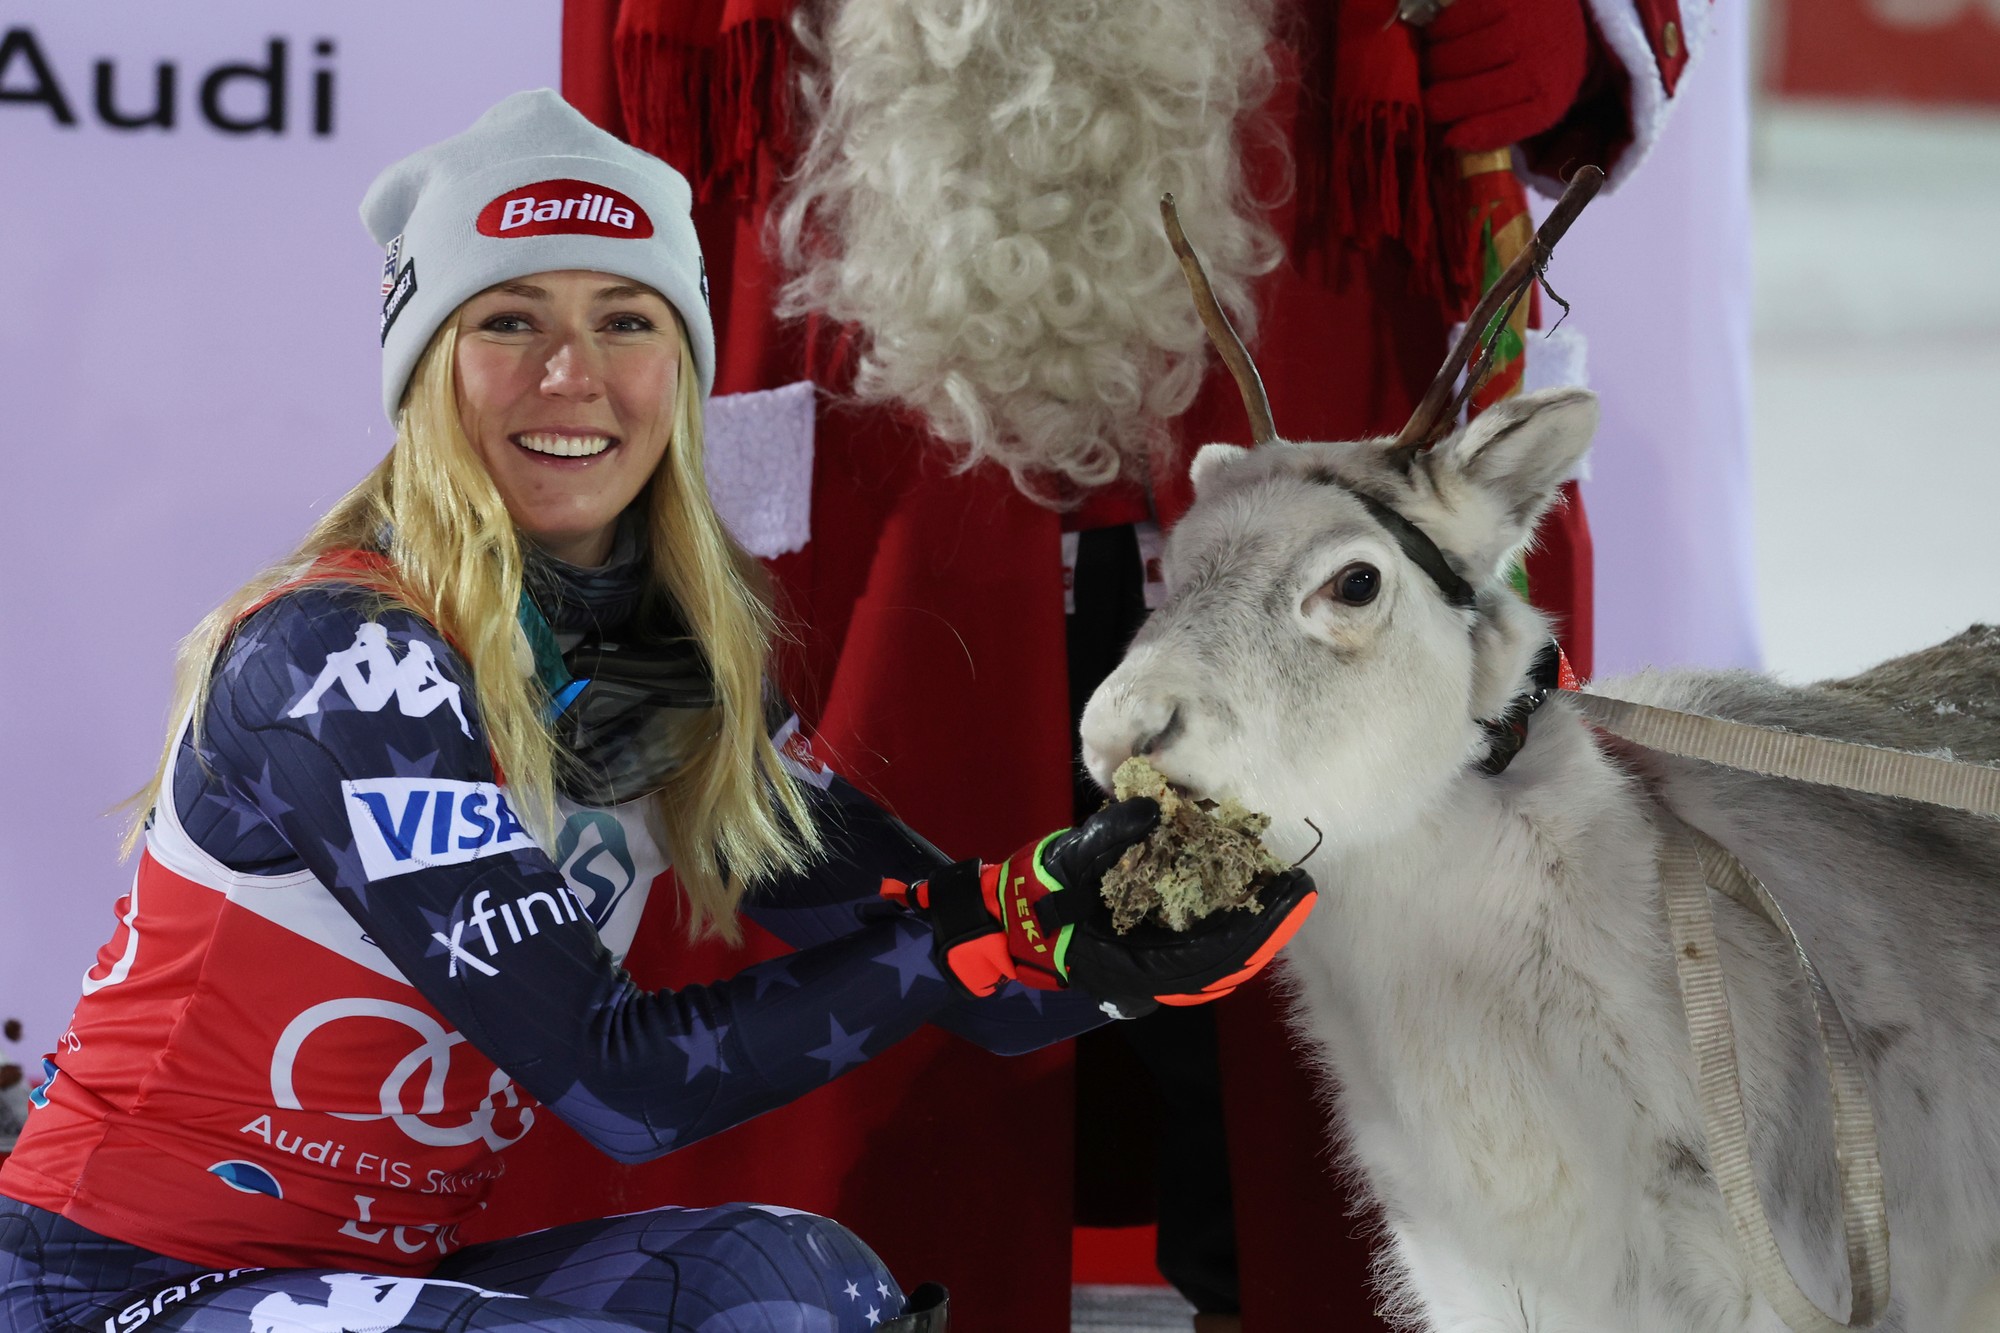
1098,757,1288,932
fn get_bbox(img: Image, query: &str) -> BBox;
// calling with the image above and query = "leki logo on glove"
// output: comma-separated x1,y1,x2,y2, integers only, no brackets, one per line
476,178,653,239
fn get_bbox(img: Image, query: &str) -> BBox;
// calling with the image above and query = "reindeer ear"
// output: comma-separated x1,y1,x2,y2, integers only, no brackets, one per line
1189,442,1250,495
1437,388,1598,530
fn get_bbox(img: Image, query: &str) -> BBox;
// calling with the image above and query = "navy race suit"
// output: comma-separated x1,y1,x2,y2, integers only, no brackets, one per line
0,575,1103,1331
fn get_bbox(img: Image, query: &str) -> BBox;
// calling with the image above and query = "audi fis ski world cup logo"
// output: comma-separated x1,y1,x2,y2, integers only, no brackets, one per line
270,997,533,1152
475,178,652,239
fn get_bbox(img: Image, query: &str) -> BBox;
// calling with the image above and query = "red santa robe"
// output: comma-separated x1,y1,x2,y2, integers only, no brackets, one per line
480,3,1712,1329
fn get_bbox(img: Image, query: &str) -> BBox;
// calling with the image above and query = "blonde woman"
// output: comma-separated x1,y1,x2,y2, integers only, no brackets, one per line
0,92,1314,1333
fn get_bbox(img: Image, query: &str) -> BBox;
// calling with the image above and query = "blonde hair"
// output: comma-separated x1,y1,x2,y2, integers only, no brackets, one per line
129,311,820,943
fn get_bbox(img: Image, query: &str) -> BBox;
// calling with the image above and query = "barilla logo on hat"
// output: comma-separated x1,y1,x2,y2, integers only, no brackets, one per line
476,178,653,239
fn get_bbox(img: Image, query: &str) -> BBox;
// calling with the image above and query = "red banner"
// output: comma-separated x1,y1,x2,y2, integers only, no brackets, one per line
1773,0,2000,105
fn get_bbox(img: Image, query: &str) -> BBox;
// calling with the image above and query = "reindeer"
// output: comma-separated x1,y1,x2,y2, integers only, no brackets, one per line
1077,195,2000,1332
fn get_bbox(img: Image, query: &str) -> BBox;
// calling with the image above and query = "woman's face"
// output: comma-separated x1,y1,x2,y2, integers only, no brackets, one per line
454,269,682,566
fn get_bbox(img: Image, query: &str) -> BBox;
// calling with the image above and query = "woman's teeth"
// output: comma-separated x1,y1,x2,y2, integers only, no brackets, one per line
516,433,613,458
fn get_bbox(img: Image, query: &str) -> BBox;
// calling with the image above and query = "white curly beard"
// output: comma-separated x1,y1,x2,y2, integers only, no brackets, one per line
776,0,1283,500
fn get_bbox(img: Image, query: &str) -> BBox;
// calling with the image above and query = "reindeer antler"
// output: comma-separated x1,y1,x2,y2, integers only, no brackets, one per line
1161,193,1277,447
1390,165,1606,463
1161,170,1602,456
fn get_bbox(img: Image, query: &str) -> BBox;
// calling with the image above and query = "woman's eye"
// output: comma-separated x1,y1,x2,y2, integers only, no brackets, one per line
481,314,532,334
606,314,656,333
1328,563,1380,606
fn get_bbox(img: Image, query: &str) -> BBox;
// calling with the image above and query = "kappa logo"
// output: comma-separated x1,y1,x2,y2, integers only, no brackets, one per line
289,622,471,737
248,1274,523,1333
475,177,653,240
342,779,537,881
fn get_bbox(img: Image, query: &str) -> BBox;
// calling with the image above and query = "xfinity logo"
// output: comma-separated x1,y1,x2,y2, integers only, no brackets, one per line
342,779,536,881
476,178,652,240
431,885,589,978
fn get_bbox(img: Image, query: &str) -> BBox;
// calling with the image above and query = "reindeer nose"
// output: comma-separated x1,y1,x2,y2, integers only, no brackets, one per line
1080,689,1185,789
1136,704,1184,757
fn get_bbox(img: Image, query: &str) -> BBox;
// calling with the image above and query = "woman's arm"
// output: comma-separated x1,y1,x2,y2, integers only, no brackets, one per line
196,585,968,1164
744,742,1113,1055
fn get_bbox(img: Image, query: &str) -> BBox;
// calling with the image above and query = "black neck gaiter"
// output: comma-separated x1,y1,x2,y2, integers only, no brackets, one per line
523,512,648,636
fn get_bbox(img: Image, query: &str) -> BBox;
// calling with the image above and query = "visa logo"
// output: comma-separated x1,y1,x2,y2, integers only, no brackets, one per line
342,779,537,881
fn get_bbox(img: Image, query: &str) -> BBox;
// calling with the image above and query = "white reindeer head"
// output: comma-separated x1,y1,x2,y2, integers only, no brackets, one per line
1080,388,1598,859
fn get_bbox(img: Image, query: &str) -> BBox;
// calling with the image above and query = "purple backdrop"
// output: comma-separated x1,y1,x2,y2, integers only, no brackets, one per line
0,3,558,1062
1564,1,1761,678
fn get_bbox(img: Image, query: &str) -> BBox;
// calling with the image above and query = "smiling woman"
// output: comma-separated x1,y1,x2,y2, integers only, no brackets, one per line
452,274,684,567
0,86,1311,1333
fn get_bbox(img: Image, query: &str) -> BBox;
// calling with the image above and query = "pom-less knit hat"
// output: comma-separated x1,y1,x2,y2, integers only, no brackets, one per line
361,88,713,420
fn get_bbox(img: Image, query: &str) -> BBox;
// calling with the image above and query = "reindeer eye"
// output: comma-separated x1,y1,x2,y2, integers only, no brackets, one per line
1332,563,1380,605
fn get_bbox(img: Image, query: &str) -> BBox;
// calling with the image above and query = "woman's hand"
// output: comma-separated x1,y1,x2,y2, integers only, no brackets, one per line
882,800,1317,1011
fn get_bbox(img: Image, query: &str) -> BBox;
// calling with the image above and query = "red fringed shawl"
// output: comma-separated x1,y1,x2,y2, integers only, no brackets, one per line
613,0,1488,305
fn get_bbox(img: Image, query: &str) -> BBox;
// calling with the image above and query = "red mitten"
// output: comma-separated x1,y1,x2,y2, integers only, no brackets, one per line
1418,0,1590,152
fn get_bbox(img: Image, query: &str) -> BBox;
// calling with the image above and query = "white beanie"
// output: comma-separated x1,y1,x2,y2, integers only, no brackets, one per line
361,88,713,420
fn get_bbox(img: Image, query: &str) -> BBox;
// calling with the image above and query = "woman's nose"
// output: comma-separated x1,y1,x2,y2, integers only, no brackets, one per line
540,338,604,400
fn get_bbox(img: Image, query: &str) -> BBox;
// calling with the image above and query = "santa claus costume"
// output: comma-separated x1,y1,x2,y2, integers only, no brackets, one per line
502,2,1713,1328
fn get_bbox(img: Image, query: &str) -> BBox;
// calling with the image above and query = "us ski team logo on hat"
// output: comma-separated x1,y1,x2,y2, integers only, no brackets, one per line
476,178,654,239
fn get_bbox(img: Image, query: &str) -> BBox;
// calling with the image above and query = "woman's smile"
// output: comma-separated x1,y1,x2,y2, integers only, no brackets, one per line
454,270,681,565
513,428,618,460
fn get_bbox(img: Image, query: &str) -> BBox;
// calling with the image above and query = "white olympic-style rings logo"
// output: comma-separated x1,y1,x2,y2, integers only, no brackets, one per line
270,998,534,1151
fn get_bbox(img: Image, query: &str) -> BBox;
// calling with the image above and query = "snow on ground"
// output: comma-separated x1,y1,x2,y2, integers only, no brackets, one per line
1751,103,2000,683
1072,1284,1199,1332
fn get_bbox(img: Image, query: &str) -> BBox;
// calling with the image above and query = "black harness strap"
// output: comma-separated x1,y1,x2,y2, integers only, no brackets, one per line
1476,639,1562,776
1348,490,1478,611
1346,488,1557,776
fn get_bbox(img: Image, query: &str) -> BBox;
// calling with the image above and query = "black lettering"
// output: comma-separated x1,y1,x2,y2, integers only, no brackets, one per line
311,38,334,136
0,27,76,126
199,38,285,135
94,59,175,130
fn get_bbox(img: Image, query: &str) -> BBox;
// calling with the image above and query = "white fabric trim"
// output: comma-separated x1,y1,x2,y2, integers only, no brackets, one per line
704,379,816,559
1523,325,1593,481
1522,0,1714,196
147,709,322,898
146,710,407,984
1522,325,1590,396
1440,324,1589,394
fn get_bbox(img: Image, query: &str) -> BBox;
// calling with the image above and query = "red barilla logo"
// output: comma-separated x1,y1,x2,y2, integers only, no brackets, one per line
476,178,653,240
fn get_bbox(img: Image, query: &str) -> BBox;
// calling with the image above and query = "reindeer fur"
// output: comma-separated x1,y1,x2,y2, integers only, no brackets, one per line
1080,389,2000,1332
